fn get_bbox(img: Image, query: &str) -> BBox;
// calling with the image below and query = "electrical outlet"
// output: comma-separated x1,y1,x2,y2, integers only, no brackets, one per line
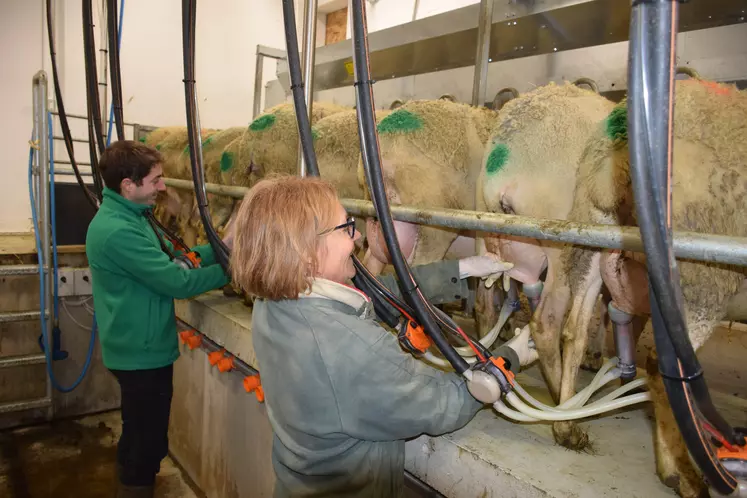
58,268,76,297
74,268,93,296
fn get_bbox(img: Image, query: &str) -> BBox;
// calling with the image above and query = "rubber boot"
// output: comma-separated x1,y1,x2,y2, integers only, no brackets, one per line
116,483,155,498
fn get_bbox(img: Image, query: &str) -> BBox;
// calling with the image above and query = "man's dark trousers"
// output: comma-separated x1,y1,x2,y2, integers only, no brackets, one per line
110,364,174,486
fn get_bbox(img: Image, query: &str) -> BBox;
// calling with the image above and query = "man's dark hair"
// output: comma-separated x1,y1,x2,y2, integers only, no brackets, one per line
99,140,163,193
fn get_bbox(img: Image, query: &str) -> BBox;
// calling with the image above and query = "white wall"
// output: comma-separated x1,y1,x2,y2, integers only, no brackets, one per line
0,1,45,234
344,0,479,38
0,0,287,234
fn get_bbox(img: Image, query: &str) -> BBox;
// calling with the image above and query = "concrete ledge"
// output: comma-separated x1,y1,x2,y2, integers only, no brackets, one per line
173,291,747,498
175,292,257,367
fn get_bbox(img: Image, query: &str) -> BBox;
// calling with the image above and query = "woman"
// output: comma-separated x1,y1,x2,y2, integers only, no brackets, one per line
230,175,536,498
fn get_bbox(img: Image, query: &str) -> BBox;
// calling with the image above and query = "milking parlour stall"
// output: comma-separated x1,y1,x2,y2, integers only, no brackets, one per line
1,0,746,497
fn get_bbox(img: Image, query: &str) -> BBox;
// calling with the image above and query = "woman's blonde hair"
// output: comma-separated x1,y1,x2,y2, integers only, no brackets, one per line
230,174,339,300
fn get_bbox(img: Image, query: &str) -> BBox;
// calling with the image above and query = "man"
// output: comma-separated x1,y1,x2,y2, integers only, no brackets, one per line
86,140,231,498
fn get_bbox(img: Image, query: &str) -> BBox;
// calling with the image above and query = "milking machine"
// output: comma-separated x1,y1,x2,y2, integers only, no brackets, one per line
182,0,231,274
627,0,746,494
346,0,652,421
175,3,741,489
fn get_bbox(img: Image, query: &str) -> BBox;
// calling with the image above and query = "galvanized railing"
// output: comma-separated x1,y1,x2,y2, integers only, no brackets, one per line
161,177,747,268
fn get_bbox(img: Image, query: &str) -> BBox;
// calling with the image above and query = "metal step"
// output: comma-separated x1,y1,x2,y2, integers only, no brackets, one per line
0,310,48,323
0,397,52,414
0,354,47,369
0,264,44,276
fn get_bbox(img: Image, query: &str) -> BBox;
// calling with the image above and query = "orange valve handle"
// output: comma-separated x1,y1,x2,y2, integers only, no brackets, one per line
405,321,433,353
208,350,225,366
490,356,515,386
184,251,201,268
717,442,747,461
217,356,234,373
185,334,202,350
243,375,265,403
179,329,196,345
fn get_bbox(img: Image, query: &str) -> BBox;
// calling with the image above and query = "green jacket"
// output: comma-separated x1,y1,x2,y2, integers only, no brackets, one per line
252,261,519,497
86,187,229,371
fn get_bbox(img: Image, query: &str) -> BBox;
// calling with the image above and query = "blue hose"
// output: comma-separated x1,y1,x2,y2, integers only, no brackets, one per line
28,118,97,393
106,0,125,147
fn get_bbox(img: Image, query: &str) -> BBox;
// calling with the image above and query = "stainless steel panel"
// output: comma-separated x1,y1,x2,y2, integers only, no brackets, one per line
276,0,747,92
272,23,747,111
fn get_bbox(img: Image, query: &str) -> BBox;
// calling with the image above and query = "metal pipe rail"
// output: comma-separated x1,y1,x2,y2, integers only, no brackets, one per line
50,111,137,127
252,45,286,120
297,0,318,178
33,70,54,420
162,177,747,267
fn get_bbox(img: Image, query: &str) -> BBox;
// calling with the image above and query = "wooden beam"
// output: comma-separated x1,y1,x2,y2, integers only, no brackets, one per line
0,233,36,255
325,7,347,45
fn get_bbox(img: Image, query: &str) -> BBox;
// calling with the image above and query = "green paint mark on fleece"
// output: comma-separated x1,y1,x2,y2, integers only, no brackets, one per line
220,151,234,172
605,104,628,142
377,109,423,134
155,144,162,151
311,128,319,141
183,136,214,154
486,143,509,175
138,136,147,143
249,113,276,132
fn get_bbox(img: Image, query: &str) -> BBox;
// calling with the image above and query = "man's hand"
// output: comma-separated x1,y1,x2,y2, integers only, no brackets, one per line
458,254,514,287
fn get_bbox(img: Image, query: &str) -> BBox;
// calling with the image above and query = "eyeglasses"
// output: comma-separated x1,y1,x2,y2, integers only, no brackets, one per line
319,216,356,239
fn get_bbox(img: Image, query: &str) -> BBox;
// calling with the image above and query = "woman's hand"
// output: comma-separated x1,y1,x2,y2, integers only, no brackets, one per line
222,223,236,251
504,325,539,366
458,254,514,286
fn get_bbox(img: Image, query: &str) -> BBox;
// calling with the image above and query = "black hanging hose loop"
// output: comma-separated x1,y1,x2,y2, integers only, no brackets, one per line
82,0,107,157
82,0,107,199
107,0,125,142
627,0,742,494
349,0,470,374
278,0,469,347
280,0,319,176
180,0,230,274
46,0,99,209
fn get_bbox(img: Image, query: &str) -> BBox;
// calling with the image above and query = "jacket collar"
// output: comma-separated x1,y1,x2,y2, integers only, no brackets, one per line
299,278,374,319
102,187,151,216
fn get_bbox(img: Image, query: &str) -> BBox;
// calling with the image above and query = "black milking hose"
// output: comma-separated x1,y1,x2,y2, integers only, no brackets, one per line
181,0,230,273
280,0,416,330
82,0,106,198
280,0,319,176
107,0,125,142
350,0,469,374
628,0,742,494
46,0,99,208
85,96,103,199
82,0,106,156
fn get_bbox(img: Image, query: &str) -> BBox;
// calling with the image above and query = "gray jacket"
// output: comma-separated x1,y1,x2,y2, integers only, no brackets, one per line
252,261,511,497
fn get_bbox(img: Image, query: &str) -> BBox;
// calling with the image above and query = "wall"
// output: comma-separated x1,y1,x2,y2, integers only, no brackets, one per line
0,1,45,234
344,0,479,37
0,0,288,233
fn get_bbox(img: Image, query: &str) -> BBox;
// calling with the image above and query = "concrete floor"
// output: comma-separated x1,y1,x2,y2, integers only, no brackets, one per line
0,411,199,498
